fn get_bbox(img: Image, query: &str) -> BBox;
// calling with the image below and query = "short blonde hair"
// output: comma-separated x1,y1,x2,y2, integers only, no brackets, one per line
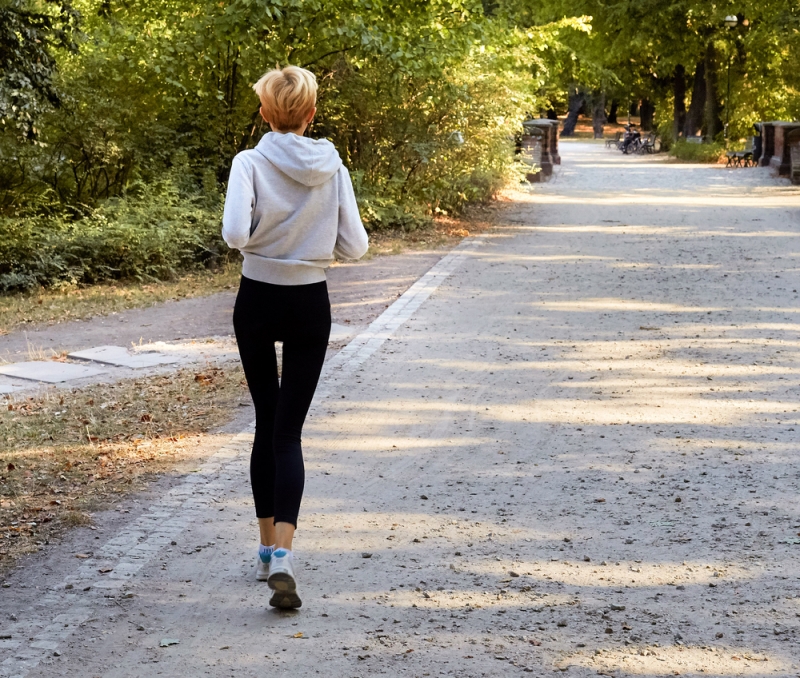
253,66,317,131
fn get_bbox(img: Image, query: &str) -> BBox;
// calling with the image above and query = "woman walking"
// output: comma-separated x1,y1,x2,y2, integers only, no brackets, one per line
222,66,369,609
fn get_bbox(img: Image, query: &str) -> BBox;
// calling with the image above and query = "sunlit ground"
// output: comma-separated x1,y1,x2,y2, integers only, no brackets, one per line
22,142,800,678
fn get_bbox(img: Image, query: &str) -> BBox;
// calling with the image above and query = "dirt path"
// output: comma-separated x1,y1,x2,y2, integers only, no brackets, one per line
0,250,446,362
2,143,800,677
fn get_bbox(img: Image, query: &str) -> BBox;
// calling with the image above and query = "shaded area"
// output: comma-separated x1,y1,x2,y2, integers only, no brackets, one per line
5,143,800,677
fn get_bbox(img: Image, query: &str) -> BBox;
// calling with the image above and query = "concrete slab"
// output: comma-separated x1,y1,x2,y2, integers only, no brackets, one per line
0,382,19,394
68,345,179,369
0,361,105,383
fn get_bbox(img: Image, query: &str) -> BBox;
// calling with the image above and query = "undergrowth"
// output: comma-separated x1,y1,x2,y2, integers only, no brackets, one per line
669,140,725,164
0,178,231,293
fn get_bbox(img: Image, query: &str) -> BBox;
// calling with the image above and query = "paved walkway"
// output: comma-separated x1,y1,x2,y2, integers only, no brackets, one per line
2,143,800,677
0,251,446,392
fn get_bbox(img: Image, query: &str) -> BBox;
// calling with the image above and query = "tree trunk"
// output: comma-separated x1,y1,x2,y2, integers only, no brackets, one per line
607,100,618,124
684,59,705,138
629,101,639,117
703,43,722,140
561,87,584,136
591,91,606,138
672,65,686,142
546,109,558,120
639,99,655,131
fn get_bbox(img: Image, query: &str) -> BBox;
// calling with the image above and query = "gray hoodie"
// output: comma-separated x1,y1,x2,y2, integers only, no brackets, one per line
222,131,369,285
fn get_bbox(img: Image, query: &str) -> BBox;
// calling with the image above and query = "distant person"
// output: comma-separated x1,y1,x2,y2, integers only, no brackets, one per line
222,65,369,609
621,123,640,154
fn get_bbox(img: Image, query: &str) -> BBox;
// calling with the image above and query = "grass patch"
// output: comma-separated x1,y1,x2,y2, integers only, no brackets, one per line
0,364,248,572
365,208,495,257
669,140,725,164
0,211,493,333
0,263,241,335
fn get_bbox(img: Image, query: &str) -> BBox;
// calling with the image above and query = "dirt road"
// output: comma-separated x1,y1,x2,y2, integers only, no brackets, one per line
2,142,800,677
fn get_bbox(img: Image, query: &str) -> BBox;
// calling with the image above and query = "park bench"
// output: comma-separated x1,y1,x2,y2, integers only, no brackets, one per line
685,136,703,144
789,128,800,185
640,132,661,154
725,137,755,168
605,131,622,149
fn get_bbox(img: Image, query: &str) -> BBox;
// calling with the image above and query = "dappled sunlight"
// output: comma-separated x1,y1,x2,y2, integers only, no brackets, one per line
288,143,800,675
536,298,723,313
561,645,785,675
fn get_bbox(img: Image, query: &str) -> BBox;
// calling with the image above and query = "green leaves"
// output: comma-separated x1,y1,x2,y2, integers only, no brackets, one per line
0,0,82,140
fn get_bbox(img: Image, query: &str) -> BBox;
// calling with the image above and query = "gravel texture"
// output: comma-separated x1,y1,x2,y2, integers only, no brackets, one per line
1,142,799,677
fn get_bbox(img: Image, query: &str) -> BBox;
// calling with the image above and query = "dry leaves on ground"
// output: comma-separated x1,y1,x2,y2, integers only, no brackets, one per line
0,365,248,572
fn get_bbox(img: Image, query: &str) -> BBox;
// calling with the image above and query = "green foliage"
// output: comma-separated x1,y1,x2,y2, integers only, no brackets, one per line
669,140,725,164
0,0,589,289
0,178,230,292
0,0,81,140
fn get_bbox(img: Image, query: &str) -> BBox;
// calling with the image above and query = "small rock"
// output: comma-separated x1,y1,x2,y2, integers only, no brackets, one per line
420,495,428,500
675,497,682,503
159,638,180,647
605,627,613,634
557,619,567,627
715,632,723,639
509,571,520,577
53,650,61,657
362,553,372,559
609,604,626,611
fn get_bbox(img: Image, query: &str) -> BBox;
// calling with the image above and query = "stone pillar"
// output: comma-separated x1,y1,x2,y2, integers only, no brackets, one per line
759,122,775,167
522,119,555,180
549,120,561,165
520,127,550,182
770,122,800,176
788,127,800,185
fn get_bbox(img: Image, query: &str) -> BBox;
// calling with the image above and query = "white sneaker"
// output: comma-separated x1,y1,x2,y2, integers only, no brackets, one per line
267,549,302,609
256,545,274,581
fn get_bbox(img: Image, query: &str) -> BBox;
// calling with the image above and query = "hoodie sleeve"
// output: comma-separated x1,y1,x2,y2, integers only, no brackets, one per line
334,166,369,260
221,154,255,250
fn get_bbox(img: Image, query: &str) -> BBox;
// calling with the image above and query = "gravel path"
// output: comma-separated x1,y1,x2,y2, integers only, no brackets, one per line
2,142,800,677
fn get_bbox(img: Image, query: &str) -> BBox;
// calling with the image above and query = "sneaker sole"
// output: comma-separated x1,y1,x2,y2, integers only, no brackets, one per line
267,572,302,609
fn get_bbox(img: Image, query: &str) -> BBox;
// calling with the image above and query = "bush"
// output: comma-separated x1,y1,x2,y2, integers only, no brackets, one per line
669,140,725,164
0,178,229,292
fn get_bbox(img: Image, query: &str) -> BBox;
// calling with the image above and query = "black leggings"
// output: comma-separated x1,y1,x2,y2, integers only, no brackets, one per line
233,276,331,527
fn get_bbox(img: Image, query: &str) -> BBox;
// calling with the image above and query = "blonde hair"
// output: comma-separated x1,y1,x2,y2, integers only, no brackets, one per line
253,66,317,131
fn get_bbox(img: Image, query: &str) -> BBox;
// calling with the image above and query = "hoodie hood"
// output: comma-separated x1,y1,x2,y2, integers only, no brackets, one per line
255,132,342,187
